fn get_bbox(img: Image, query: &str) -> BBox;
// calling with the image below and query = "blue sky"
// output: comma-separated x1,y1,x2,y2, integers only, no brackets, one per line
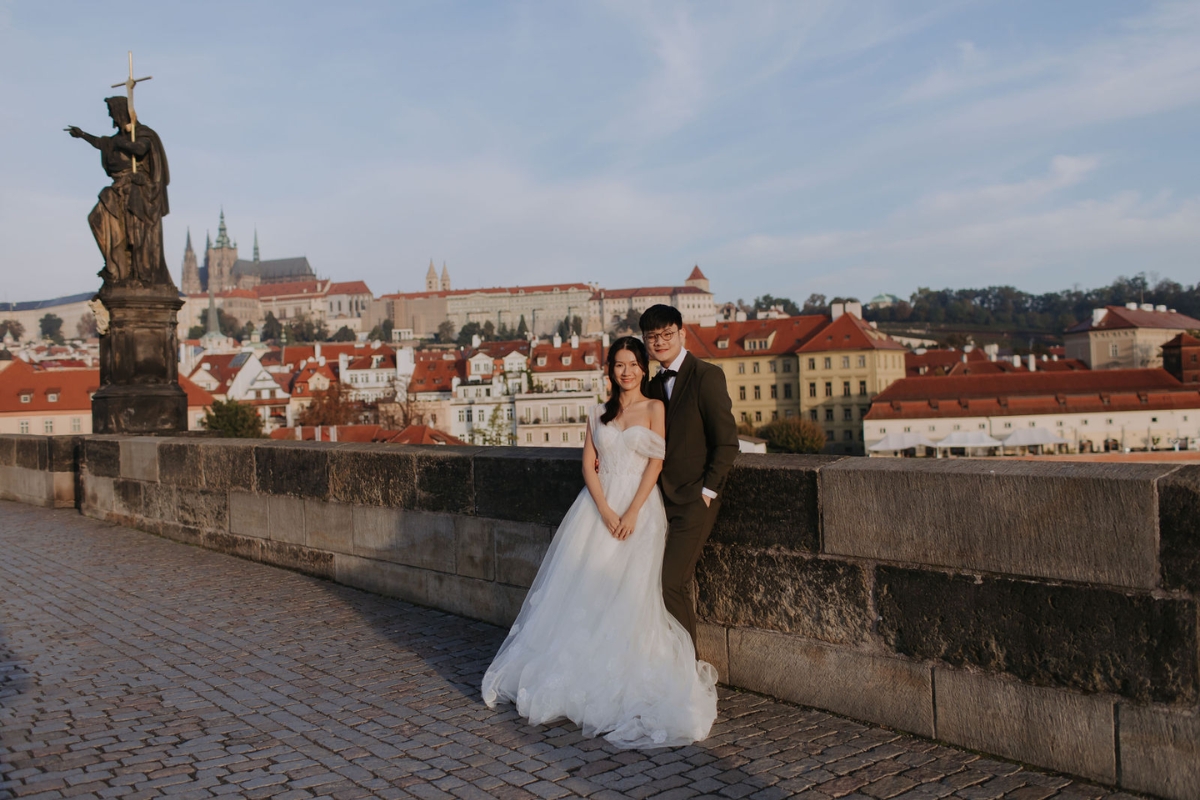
2,0,1198,305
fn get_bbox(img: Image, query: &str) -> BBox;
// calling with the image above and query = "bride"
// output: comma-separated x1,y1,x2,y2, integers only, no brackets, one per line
481,336,718,749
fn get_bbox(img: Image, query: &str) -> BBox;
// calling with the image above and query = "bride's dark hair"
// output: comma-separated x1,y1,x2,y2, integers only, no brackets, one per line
600,337,650,425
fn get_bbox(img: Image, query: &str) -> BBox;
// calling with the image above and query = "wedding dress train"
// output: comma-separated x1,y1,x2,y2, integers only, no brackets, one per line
481,407,718,748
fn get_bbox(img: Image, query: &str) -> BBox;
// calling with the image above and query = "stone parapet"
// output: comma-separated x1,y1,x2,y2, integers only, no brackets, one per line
1,433,1196,799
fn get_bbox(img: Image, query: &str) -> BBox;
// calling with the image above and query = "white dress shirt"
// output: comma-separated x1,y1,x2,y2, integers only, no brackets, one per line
659,349,718,501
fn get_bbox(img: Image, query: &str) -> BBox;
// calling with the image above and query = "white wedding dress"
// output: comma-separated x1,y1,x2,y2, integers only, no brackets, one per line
481,407,718,749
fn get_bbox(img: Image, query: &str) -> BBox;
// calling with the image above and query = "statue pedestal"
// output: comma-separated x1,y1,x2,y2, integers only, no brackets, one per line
92,284,188,434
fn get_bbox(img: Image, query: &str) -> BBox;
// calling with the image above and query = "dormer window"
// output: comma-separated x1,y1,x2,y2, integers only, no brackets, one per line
47,393,59,402
584,355,595,365
717,338,729,349
562,355,572,366
537,356,547,366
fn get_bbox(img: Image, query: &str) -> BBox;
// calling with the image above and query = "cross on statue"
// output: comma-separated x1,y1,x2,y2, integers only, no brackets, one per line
110,51,152,172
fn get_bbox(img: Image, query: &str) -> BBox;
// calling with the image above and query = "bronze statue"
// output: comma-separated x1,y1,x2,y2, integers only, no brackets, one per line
67,95,172,287
68,53,188,434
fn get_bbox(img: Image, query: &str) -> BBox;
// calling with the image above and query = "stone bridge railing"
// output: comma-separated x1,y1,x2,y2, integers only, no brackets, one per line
1,433,1197,799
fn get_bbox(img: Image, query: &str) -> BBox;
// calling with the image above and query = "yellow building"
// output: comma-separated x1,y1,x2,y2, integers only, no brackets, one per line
795,308,906,455
685,316,828,428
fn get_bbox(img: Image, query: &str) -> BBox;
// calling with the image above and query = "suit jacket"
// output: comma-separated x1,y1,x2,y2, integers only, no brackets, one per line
647,351,739,506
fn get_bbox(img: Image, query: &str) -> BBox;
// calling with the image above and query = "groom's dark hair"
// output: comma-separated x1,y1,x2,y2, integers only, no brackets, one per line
639,304,682,332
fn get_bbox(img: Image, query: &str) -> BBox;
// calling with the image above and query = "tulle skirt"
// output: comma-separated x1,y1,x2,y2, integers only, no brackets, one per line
481,473,718,749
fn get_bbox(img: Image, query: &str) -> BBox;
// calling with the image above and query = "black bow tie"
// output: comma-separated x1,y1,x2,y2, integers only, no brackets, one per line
658,369,678,380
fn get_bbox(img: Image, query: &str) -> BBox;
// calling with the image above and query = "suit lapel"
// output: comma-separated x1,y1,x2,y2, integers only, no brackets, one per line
665,352,696,428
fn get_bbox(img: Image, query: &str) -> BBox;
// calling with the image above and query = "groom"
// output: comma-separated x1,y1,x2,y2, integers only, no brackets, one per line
640,304,739,647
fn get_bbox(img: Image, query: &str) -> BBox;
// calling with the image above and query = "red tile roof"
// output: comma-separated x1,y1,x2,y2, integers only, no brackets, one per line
592,286,708,300
1067,305,1200,333
687,265,707,281
382,283,591,301
866,369,1199,420
795,313,907,353
685,316,828,359
1164,333,1200,348
530,340,605,373
327,280,372,296
255,280,330,299
386,425,468,446
0,359,213,413
408,357,464,392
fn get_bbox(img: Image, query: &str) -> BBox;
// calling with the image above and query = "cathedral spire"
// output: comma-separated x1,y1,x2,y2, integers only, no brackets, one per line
440,262,451,292
425,259,438,292
185,227,193,253
214,208,232,249
253,229,260,262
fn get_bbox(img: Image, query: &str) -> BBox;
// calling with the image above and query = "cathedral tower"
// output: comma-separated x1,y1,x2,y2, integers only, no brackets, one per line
425,260,439,292
205,209,239,291
440,262,451,292
180,228,201,294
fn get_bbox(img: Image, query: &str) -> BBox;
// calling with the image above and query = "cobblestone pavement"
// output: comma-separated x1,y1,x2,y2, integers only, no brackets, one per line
0,502,1141,800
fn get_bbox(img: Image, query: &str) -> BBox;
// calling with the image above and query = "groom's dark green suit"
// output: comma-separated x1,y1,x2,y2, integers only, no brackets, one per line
646,350,739,645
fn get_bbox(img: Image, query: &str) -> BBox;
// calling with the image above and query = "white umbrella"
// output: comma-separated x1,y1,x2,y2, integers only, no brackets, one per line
868,432,940,452
936,430,1003,449
1001,428,1070,447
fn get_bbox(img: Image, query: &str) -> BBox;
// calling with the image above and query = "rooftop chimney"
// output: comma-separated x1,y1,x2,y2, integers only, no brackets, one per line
1092,308,1106,326
983,343,999,361
1027,355,1036,372
553,333,562,348
315,343,322,359
1140,303,1154,312
844,301,863,319
831,303,845,321
1126,302,1138,310
471,334,481,348
570,333,579,349
1012,355,1021,367
601,332,610,347
1155,304,1167,312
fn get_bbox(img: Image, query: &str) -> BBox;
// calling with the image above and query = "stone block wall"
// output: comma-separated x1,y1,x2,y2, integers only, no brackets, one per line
0,435,79,508
1,434,1196,799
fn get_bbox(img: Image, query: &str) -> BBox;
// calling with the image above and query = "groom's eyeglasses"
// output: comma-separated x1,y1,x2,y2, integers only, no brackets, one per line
644,328,678,346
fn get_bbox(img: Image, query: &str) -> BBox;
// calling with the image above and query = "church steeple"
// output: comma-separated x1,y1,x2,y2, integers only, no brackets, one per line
440,262,451,292
214,208,232,249
425,259,439,292
253,229,260,262
181,227,201,294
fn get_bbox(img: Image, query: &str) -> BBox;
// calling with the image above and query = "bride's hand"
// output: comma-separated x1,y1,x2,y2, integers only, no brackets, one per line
599,505,622,535
614,508,639,540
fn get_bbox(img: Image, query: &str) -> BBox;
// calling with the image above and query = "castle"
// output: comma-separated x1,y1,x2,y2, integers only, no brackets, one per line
180,211,316,294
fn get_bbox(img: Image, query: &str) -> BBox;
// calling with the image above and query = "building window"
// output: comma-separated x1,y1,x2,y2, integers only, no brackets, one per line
738,386,746,401
807,358,815,370
754,411,762,422
809,382,817,398
857,355,866,368
823,357,832,369
859,381,867,396
753,386,761,400
843,408,852,421
47,393,58,402
784,383,792,399
562,431,569,442
810,410,819,421
1004,422,1012,429
579,431,586,441
1057,420,1064,427
772,411,779,421
824,382,833,397
71,418,81,433
1110,343,1119,357
769,361,777,373
842,381,851,397
783,361,792,373
19,420,29,434
19,393,31,404
544,432,550,442
738,363,745,374
741,412,749,422
752,362,760,374
770,385,778,399
841,356,850,369
903,426,911,433
825,408,834,421
44,419,54,434
860,407,868,419
466,409,473,423
843,430,853,441
526,433,532,443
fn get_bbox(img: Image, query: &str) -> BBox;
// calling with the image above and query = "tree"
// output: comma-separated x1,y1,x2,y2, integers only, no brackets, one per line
76,312,99,339
475,405,513,446
436,319,456,343
516,314,529,338
202,399,264,438
261,312,283,342
330,325,356,342
0,319,25,341
755,418,826,454
39,313,64,344
197,307,245,340
800,294,828,314
618,308,642,333
482,320,496,339
753,295,801,316
457,321,485,346
297,383,356,426
367,318,394,342
286,313,329,343
571,315,583,336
